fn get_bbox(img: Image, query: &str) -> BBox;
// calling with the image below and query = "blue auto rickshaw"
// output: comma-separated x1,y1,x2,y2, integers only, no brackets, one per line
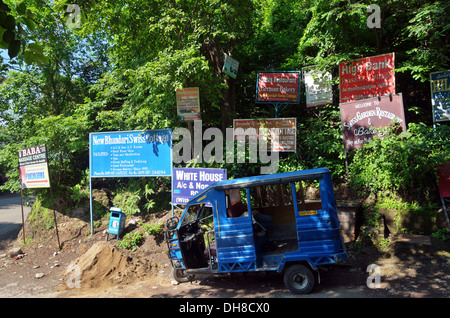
165,168,347,294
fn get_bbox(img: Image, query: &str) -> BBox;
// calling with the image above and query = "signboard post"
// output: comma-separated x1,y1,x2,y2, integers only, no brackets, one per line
430,70,450,126
339,93,406,149
89,129,173,234
233,118,297,152
303,66,333,107
18,144,60,249
256,71,301,117
339,53,395,104
172,168,226,206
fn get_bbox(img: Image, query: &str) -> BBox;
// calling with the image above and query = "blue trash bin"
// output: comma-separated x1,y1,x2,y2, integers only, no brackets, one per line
107,207,127,241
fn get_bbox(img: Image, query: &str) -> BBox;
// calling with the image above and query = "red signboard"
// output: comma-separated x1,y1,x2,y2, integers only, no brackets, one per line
435,163,450,198
340,94,406,149
339,53,395,103
256,71,301,104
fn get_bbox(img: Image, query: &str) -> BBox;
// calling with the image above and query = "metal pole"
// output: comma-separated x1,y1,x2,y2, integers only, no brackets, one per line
440,197,450,231
19,186,26,244
89,133,94,235
171,129,174,217
89,175,94,235
49,186,61,250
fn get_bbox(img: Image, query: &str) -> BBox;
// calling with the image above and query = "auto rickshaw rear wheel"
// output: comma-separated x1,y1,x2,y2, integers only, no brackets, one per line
283,264,315,294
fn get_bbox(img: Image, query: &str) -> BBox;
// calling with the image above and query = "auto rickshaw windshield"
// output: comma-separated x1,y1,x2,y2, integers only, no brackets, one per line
180,204,203,226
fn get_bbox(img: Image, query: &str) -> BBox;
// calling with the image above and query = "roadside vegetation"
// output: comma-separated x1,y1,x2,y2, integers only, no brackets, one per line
0,0,449,247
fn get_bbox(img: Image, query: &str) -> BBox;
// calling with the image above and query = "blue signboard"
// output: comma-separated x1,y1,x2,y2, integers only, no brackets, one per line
173,168,226,205
89,129,172,177
430,70,450,123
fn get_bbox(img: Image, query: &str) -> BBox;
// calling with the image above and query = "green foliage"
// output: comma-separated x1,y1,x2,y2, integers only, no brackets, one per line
0,0,449,240
0,0,47,62
103,177,170,216
431,228,450,241
117,231,144,251
374,192,440,234
348,123,450,201
140,221,164,236
28,196,55,230
296,105,346,178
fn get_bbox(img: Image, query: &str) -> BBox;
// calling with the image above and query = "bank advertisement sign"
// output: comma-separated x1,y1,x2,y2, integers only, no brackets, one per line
340,94,406,149
18,144,50,188
339,53,395,103
430,70,450,122
172,168,226,205
303,66,333,107
89,129,172,177
256,71,301,104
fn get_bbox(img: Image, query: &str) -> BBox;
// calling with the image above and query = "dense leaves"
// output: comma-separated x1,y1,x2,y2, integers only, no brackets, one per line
348,123,450,202
0,0,449,215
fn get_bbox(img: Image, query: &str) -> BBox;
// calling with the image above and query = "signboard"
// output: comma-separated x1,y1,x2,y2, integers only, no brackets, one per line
176,87,201,121
89,129,172,177
172,168,226,205
339,53,395,103
303,66,333,107
430,70,450,122
18,144,50,188
233,118,297,152
340,94,406,149
435,163,450,199
222,54,239,79
256,71,301,104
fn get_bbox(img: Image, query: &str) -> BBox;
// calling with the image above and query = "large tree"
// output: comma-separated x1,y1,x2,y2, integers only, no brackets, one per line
0,0,107,192
78,0,256,131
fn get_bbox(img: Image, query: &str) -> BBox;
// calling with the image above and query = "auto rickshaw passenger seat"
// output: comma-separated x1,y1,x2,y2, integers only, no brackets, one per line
226,202,247,218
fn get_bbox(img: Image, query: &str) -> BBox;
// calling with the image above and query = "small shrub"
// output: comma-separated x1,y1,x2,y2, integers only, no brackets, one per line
431,228,450,241
117,231,144,251
348,123,450,201
140,221,164,236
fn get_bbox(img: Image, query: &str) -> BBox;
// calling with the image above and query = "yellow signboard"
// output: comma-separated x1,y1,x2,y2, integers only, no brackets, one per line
299,210,318,216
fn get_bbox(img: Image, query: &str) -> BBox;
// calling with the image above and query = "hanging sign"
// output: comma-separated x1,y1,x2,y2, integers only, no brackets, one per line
172,168,226,205
256,71,301,104
223,54,239,79
176,87,201,121
233,118,297,152
339,53,395,103
430,70,450,122
89,129,172,177
18,144,50,188
303,66,333,107
340,94,406,149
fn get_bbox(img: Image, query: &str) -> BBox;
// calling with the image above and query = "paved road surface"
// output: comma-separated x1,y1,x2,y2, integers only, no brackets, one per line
0,192,32,243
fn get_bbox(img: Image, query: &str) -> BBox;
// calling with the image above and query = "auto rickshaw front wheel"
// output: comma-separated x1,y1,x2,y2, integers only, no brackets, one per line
172,265,194,283
283,264,315,294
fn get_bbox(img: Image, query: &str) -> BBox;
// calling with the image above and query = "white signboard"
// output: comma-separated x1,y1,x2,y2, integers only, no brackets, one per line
303,66,333,107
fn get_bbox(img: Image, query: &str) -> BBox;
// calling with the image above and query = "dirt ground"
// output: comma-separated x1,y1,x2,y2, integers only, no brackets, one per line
0,207,449,299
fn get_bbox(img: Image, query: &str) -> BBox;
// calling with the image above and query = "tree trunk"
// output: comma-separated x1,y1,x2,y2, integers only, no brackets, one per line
202,37,235,131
